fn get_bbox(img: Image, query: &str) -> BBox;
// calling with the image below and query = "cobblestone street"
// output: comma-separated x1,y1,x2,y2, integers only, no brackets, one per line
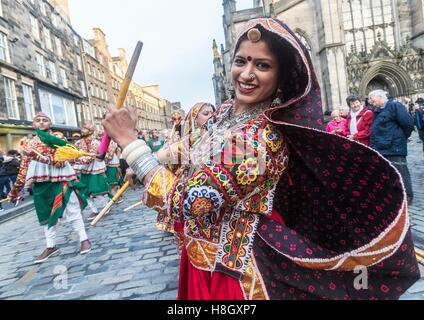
0,190,179,300
0,133,423,300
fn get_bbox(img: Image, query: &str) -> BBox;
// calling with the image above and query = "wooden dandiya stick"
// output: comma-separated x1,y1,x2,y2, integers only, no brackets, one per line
417,254,424,266
415,247,424,258
97,41,143,160
123,200,144,212
30,149,48,162
91,182,130,226
0,196,23,204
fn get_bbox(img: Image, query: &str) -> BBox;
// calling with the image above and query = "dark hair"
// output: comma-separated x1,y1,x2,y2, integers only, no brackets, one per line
233,25,296,99
7,150,19,156
346,95,361,106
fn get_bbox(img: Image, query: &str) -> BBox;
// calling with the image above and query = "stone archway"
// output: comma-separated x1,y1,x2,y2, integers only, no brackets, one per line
359,61,413,98
366,75,396,98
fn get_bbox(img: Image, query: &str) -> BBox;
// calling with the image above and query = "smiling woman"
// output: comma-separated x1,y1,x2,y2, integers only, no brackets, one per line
102,18,420,300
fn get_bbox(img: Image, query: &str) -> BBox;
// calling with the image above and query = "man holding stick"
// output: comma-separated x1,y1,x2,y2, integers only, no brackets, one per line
74,123,110,221
8,113,91,264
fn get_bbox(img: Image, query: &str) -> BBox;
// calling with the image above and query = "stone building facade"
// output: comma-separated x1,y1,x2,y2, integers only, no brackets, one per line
0,0,180,152
81,37,109,133
87,28,177,132
213,0,424,113
0,0,87,151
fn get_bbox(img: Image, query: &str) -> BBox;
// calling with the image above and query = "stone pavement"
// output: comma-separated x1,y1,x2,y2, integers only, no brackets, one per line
0,190,179,300
0,132,423,300
401,131,424,300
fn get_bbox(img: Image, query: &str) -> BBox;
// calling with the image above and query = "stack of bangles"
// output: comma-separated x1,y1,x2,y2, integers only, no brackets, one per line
122,140,160,182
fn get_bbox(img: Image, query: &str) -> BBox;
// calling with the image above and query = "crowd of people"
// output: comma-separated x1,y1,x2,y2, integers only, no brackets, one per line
326,92,423,204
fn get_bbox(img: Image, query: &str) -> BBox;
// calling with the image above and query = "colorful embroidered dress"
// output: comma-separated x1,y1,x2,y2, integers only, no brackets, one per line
156,103,215,233
105,141,122,187
139,18,419,300
74,137,110,196
9,134,86,228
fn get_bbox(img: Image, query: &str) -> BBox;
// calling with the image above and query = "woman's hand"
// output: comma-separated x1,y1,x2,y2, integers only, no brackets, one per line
102,106,138,149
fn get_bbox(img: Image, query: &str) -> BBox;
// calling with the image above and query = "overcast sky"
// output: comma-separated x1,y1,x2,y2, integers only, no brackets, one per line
68,0,253,112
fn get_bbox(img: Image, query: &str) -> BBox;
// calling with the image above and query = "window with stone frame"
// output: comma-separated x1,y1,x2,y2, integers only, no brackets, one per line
51,13,58,28
60,67,68,88
36,53,46,77
39,1,47,16
64,99,77,127
46,60,57,83
39,89,77,127
342,0,396,54
3,77,19,120
80,80,86,97
43,27,52,51
55,36,63,57
22,84,35,120
77,55,82,71
30,15,40,41
0,31,10,63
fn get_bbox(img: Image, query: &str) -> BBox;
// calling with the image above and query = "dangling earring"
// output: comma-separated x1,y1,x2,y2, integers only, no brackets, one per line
271,88,283,106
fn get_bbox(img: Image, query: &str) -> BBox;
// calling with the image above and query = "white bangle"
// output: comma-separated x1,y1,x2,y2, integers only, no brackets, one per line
126,145,152,166
122,140,147,160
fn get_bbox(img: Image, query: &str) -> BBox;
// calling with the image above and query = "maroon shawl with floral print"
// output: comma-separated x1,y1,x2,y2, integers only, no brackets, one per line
239,18,420,300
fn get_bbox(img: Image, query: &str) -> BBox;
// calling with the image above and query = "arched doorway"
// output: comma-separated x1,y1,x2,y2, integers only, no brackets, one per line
366,75,395,98
359,62,413,99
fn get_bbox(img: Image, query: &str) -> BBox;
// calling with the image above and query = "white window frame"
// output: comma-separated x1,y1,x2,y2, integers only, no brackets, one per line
30,15,40,41
40,1,46,16
39,89,77,127
43,27,52,51
36,53,46,77
60,68,68,88
51,14,58,28
74,35,80,48
4,77,19,120
80,80,86,97
0,1,3,17
47,60,57,83
77,55,82,71
55,36,63,57
22,84,35,120
0,31,10,63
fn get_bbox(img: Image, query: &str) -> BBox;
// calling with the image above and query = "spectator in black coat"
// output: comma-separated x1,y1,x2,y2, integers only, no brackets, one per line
368,90,415,203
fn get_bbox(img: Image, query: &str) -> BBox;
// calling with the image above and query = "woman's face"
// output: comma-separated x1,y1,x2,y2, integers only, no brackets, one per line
333,114,341,122
231,39,280,108
196,105,214,128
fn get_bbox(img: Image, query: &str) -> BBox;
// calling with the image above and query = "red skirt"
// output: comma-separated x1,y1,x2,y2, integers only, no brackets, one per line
176,209,285,300
177,245,245,300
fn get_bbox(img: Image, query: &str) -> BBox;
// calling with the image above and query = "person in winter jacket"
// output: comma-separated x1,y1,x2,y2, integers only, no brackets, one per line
369,90,415,203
